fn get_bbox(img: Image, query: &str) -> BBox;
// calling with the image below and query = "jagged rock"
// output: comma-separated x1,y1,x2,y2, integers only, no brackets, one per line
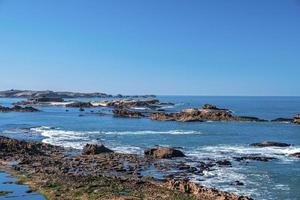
216,160,232,166
112,109,145,118
0,105,40,112
66,102,93,107
98,99,173,110
81,144,113,155
293,114,300,124
164,179,252,200
250,141,291,147
144,147,185,159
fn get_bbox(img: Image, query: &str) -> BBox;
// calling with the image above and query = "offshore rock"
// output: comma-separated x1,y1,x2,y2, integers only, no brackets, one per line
271,118,293,122
0,105,40,112
250,141,291,147
65,102,93,107
293,114,300,124
150,104,265,122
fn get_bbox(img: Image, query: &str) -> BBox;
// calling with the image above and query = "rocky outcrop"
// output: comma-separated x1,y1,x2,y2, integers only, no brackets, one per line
97,99,174,110
112,109,145,118
250,141,291,147
164,179,252,200
150,104,265,122
0,105,40,112
65,102,93,107
81,144,113,155
293,114,300,124
144,147,185,159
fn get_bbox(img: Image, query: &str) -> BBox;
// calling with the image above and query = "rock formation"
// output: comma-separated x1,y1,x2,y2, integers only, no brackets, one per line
144,147,185,159
150,104,266,122
0,105,40,112
81,144,114,155
112,109,145,118
293,114,300,124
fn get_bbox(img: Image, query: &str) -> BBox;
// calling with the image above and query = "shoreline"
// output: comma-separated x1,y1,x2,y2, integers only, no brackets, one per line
0,136,252,200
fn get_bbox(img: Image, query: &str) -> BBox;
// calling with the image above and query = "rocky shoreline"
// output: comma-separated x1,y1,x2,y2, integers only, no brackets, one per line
0,136,254,200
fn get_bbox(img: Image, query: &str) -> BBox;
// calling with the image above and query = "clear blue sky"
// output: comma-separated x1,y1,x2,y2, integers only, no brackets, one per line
0,0,299,95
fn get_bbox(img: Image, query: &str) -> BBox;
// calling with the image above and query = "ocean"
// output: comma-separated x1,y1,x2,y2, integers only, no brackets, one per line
0,96,300,200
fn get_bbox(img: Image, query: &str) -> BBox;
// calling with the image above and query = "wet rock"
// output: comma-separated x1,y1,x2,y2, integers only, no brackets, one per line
98,99,173,110
0,105,40,112
112,109,145,118
79,107,85,112
289,152,300,158
81,144,113,155
234,156,277,162
216,160,232,166
271,118,293,122
250,141,291,147
144,147,185,159
293,114,300,124
231,180,244,186
164,179,252,200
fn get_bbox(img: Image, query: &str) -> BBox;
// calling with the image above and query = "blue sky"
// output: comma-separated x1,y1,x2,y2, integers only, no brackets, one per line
0,0,299,95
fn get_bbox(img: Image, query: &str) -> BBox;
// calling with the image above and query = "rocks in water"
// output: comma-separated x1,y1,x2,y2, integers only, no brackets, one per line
97,99,173,110
150,104,265,122
0,105,40,112
234,155,277,162
79,107,85,112
250,141,291,147
66,102,93,107
289,152,300,158
271,118,293,123
216,160,232,166
231,180,244,186
164,179,252,200
293,114,300,124
112,109,145,118
144,147,185,159
81,144,113,155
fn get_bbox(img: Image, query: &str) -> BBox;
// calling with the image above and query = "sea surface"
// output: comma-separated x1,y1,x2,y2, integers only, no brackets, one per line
0,96,300,200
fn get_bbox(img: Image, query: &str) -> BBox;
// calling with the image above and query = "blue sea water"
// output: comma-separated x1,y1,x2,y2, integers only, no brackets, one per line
0,96,300,200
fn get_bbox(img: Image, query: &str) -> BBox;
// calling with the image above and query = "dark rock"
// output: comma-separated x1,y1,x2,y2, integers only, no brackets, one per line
112,109,145,118
234,156,276,162
79,107,85,112
231,181,244,186
0,105,40,112
250,141,291,147
144,147,185,159
289,152,300,158
271,118,293,122
81,144,113,155
216,160,232,166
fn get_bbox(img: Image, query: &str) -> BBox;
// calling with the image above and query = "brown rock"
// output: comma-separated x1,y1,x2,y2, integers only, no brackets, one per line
250,141,291,147
112,109,145,118
144,147,185,159
293,114,300,124
289,152,300,158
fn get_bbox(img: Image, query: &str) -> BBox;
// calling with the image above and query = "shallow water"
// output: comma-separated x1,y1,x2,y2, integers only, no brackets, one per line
0,96,300,199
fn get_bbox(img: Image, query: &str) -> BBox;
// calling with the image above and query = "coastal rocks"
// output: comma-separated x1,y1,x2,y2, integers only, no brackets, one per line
250,141,291,147
234,156,277,162
289,152,300,158
112,109,145,118
0,105,40,112
164,179,252,200
97,99,173,110
144,147,185,159
65,102,93,107
293,114,300,124
150,104,265,122
81,144,113,155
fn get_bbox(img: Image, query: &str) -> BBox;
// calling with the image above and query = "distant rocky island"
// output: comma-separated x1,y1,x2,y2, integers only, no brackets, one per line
0,89,156,99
